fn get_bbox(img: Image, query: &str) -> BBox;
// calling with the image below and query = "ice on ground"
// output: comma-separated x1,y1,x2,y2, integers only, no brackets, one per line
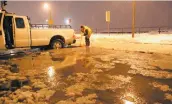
94,63,115,70
165,93,172,102
129,68,172,79
86,56,115,70
65,83,88,96
99,55,115,62
90,68,103,74
108,75,132,83
150,82,172,92
75,94,97,104
90,51,172,80
76,33,172,44
66,71,131,97
56,100,75,104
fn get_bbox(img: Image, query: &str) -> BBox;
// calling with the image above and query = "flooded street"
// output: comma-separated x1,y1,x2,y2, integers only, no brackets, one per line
0,47,172,104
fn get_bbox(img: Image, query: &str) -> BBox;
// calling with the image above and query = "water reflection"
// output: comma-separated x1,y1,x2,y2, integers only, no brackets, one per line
124,100,134,104
48,66,55,78
122,93,135,104
47,66,57,87
86,47,90,53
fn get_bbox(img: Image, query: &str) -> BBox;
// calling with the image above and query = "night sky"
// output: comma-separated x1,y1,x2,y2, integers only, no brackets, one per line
6,1,172,30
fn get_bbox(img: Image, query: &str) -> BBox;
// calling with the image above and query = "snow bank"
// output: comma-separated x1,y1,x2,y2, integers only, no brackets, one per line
75,33,172,54
76,33,172,44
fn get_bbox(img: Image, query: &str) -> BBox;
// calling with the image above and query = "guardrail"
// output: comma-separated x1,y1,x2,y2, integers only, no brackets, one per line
31,24,72,29
75,26,172,34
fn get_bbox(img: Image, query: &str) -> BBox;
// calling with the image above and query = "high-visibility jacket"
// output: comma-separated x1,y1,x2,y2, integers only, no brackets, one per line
82,26,92,37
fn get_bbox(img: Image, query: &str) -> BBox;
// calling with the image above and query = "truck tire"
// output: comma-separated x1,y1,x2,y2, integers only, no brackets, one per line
50,39,64,49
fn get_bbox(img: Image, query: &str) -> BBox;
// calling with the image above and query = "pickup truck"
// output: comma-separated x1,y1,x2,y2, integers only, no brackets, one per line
0,11,76,49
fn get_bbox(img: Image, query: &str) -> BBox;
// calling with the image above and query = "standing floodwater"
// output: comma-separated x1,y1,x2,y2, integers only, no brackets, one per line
0,47,172,104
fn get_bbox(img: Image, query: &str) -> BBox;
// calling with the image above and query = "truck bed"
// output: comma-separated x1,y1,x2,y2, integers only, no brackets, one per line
30,24,75,46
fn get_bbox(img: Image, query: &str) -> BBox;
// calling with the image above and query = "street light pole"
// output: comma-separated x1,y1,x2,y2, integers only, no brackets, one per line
132,1,136,38
48,10,53,26
44,3,53,26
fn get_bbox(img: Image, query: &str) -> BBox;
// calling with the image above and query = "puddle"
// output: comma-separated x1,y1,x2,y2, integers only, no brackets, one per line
91,57,172,103
0,53,26,60
106,63,131,75
130,75,162,103
51,57,65,61
95,89,120,104
59,59,92,77
49,90,68,104
0,48,41,60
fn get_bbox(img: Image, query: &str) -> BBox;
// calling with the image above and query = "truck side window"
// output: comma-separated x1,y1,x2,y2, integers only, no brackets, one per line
15,18,25,28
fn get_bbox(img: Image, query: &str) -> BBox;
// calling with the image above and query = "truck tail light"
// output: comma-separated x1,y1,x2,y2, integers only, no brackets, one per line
73,32,76,39
73,34,76,39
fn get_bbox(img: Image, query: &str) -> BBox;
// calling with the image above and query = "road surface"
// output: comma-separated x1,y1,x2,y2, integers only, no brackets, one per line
0,46,172,104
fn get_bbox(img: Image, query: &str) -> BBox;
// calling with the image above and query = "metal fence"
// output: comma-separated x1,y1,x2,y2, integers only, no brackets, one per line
31,24,72,29
75,26,172,34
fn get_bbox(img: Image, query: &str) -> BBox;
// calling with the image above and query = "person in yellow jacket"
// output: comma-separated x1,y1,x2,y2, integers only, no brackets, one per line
80,25,92,46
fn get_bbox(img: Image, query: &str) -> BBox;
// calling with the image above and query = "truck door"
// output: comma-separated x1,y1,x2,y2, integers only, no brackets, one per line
13,16,30,47
0,11,6,49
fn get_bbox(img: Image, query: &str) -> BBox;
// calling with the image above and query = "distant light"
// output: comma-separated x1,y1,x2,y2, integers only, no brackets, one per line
44,3,49,10
46,19,48,22
65,19,70,25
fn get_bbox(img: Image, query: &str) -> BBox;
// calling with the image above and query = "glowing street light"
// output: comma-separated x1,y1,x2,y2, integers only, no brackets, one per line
44,3,49,10
65,19,70,25
65,18,71,25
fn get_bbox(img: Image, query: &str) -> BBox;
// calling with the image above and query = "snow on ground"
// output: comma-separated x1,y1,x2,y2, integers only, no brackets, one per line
76,33,172,44
75,33,172,54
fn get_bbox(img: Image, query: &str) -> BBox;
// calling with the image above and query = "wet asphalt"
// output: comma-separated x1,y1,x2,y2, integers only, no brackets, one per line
0,46,172,104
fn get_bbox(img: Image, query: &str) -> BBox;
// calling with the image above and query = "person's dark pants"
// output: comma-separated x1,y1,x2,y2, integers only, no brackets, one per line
85,36,90,46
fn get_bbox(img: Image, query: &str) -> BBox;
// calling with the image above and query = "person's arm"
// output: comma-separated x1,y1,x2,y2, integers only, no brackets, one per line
84,29,88,36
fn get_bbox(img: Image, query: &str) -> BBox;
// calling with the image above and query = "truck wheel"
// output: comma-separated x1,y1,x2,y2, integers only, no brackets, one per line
50,39,64,49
